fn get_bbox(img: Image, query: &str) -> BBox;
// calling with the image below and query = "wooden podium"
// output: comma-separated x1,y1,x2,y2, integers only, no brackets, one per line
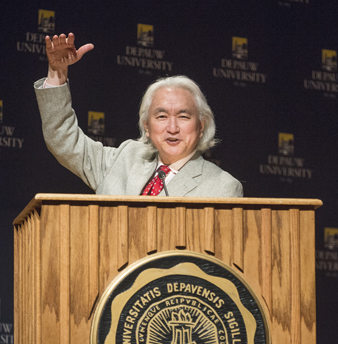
13,194,322,344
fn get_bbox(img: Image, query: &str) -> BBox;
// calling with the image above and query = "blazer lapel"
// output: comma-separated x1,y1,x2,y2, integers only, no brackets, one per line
159,154,204,196
126,158,157,195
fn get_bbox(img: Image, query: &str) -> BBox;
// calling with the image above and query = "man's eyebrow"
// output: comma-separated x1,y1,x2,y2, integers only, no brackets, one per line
154,107,168,114
177,109,193,115
152,107,194,115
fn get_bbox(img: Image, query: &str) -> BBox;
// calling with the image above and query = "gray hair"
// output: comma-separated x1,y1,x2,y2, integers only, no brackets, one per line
138,75,217,155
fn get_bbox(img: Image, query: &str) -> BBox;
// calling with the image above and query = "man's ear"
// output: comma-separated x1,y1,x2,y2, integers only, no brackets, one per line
144,121,149,137
199,120,205,137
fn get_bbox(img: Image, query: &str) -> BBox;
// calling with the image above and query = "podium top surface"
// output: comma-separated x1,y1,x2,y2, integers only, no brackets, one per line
13,193,322,225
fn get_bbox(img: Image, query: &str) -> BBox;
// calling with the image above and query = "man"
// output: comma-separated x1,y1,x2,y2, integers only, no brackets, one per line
35,33,243,197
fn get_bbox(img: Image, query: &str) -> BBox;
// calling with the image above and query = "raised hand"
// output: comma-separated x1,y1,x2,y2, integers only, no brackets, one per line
45,32,94,85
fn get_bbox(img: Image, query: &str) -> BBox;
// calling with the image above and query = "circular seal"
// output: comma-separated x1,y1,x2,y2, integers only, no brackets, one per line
91,251,270,344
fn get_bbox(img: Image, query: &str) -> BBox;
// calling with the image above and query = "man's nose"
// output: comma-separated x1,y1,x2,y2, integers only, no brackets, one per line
167,116,179,133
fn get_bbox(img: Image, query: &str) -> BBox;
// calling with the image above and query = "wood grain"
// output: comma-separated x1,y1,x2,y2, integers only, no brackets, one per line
175,207,186,248
261,208,272,313
146,206,157,253
204,207,215,254
23,218,28,343
27,215,33,344
88,205,99,319
232,207,244,271
14,224,19,344
271,209,291,342
243,210,261,293
70,205,90,343
59,204,70,344
290,209,300,344
128,207,148,264
214,209,232,265
41,205,60,344
117,205,129,270
13,194,322,225
19,223,23,344
185,208,204,253
157,207,176,251
13,195,321,344
300,210,316,344
33,210,41,344
99,206,118,292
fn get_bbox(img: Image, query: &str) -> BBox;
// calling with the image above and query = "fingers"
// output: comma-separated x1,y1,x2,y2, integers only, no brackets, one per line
59,34,67,45
52,34,61,48
45,33,75,50
67,32,75,46
45,32,93,67
45,35,52,49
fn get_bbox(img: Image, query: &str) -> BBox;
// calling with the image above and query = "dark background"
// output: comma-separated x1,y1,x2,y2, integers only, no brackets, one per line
1,1,337,342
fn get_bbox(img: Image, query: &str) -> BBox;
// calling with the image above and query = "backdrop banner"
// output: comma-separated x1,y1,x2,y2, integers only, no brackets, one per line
1,1,337,342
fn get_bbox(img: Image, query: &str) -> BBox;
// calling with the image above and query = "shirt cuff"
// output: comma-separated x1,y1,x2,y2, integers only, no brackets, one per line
43,79,67,88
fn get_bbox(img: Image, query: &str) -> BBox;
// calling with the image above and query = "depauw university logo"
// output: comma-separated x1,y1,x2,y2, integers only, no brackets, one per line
137,24,154,47
324,228,338,250
278,133,294,156
0,100,3,124
38,9,55,34
0,101,25,150
304,48,338,96
88,111,105,136
232,37,248,60
116,23,173,74
91,252,270,344
322,49,337,72
260,132,312,180
213,36,266,84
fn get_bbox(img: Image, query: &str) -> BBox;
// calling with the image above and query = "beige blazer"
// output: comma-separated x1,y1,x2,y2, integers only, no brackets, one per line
34,78,243,197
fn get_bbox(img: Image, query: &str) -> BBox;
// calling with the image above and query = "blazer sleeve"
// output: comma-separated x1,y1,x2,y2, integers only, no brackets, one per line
34,78,125,191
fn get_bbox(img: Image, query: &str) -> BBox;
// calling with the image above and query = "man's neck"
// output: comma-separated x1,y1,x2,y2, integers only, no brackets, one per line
158,150,197,172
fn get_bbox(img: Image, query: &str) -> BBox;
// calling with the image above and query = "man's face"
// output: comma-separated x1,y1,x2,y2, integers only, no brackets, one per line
144,87,204,165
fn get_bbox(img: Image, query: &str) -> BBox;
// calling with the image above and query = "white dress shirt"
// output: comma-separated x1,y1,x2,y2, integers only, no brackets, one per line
155,149,197,185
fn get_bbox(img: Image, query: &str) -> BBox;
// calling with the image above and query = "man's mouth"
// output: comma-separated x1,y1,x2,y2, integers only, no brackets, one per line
166,138,180,144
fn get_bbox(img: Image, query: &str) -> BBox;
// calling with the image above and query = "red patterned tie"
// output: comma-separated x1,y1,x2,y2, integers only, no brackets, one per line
142,165,171,196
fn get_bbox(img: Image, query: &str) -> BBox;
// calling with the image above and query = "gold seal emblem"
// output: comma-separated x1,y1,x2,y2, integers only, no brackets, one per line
91,252,270,344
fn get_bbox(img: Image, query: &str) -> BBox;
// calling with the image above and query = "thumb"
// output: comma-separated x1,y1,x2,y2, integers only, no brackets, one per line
77,43,94,60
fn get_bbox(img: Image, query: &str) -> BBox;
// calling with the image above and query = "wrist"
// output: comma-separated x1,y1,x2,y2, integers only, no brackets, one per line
46,65,68,86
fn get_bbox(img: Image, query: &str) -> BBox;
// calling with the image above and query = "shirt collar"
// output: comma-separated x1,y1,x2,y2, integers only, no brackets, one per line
157,150,197,173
